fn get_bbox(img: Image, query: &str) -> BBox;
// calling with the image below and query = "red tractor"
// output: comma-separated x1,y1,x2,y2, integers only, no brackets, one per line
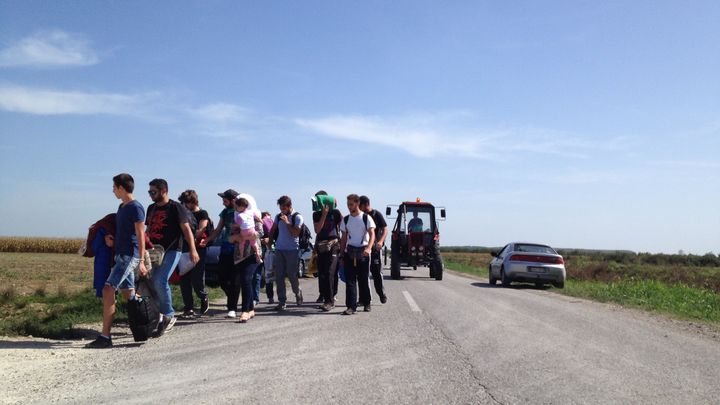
386,199,446,280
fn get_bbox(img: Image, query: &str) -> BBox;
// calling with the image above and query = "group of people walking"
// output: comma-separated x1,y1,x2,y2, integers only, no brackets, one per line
85,173,389,348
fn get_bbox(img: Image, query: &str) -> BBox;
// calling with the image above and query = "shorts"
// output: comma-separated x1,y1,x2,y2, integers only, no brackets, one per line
105,254,140,290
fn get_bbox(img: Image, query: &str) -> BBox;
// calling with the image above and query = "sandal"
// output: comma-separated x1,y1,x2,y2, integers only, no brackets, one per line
238,312,251,323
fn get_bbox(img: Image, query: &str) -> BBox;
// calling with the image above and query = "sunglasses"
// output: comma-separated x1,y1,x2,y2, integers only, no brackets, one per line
148,190,158,196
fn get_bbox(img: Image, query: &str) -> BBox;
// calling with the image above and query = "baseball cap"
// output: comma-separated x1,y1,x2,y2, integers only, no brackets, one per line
217,189,239,200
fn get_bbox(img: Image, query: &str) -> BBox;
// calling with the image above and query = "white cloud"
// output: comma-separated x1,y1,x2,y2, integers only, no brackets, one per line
188,103,252,138
190,103,249,123
0,85,157,116
296,115,494,158
0,30,99,68
296,114,613,159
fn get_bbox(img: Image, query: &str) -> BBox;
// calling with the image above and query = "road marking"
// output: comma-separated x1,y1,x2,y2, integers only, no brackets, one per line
402,291,422,312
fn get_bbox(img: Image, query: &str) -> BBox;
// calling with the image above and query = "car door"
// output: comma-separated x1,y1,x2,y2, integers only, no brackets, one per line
491,244,510,276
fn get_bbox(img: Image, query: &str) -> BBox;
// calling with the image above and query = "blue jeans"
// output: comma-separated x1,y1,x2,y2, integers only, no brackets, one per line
151,250,181,317
252,262,262,302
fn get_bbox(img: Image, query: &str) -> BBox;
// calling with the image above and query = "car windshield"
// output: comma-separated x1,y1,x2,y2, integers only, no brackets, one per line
514,244,556,254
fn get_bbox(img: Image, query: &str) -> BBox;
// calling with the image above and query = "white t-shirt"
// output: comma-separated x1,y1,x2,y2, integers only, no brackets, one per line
234,211,255,230
340,213,376,248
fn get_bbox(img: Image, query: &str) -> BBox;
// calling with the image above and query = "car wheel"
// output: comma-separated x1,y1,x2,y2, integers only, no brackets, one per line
535,281,544,289
500,268,511,287
554,280,565,289
488,266,497,285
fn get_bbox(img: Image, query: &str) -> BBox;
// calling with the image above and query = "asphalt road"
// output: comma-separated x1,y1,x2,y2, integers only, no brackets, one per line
2,265,719,404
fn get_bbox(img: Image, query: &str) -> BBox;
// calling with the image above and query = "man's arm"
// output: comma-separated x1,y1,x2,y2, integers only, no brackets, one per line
135,221,147,277
195,218,209,240
313,206,329,234
340,229,348,253
376,226,388,249
283,214,301,237
364,227,375,256
181,222,200,263
206,217,224,243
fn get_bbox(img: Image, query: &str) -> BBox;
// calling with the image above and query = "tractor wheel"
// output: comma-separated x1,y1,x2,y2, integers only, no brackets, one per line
390,249,401,280
434,261,443,281
488,266,497,285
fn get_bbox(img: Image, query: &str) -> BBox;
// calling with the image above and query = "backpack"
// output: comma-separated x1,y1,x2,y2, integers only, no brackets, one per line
343,213,369,230
273,212,313,250
127,280,160,342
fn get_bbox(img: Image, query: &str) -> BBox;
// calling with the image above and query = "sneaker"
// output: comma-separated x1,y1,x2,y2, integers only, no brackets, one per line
320,303,334,312
85,335,112,349
200,298,209,315
180,309,195,319
165,316,177,333
341,308,356,315
296,291,304,306
274,303,286,311
364,304,372,312
380,295,387,304
253,300,259,307
316,295,324,303
268,297,275,304
155,316,176,337
226,310,237,318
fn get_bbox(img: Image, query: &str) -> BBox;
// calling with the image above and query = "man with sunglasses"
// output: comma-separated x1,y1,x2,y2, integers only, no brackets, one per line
146,179,199,336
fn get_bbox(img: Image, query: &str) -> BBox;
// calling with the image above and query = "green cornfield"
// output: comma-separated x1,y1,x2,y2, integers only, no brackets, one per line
0,237,84,254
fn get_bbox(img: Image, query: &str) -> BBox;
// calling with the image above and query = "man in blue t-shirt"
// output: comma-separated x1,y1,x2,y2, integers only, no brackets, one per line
268,195,304,311
86,173,146,349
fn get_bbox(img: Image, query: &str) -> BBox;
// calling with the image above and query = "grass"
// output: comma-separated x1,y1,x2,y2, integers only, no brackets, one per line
444,252,720,324
0,252,226,339
563,280,720,323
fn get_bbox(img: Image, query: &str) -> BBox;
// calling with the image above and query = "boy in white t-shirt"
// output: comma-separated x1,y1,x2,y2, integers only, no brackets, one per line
339,194,376,315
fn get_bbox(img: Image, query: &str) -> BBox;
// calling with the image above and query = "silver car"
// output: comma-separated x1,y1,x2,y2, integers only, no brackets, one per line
489,242,566,288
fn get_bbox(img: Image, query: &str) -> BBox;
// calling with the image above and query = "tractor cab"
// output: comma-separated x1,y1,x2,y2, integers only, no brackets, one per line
386,199,446,280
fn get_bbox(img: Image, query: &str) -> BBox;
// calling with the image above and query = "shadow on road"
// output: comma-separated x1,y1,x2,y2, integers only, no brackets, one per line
0,340,76,350
471,282,550,290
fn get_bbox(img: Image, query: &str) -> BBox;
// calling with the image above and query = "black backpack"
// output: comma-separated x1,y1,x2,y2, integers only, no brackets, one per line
127,280,160,342
274,212,313,250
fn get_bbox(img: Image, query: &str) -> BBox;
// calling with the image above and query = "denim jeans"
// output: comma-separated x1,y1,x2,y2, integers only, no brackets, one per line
252,261,263,302
151,250,181,317
180,248,208,311
105,254,139,290
226,256,258,312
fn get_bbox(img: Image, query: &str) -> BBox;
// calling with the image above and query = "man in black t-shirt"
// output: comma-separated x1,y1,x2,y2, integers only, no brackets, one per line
178,189,210,318
146,179,199,336
313,191,343,311
360,195,388,304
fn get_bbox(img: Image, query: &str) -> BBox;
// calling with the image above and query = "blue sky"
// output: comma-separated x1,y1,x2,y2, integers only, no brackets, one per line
0,1,718,254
